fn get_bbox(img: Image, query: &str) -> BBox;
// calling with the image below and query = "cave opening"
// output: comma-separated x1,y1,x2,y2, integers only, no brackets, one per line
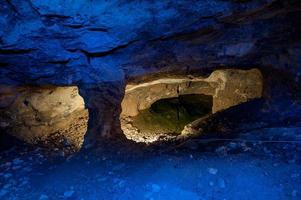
0,0,300,197
0,85,89,152
130,94,213,142
120,69,263,143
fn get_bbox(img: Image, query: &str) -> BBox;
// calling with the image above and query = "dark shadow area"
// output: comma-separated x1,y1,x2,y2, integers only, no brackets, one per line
132,94,213,136
0,131,25,152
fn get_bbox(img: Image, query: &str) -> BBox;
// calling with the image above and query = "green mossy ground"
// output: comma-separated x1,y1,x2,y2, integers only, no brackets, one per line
132,94,212,135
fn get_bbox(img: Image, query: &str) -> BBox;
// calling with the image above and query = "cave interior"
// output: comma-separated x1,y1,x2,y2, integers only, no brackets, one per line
0,0,301,199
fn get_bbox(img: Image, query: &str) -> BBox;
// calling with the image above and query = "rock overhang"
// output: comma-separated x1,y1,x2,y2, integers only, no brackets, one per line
1,0,301,86
120,68,263,143
0,0,300,149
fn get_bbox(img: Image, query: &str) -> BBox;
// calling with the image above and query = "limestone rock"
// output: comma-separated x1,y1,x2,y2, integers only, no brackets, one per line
0,86,88,150
121,68,262,117
120,68,263,142
0,0,300,145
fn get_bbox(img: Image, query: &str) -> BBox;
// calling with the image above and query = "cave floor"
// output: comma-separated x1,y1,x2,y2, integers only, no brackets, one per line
0,129,301,200
122,94,212,143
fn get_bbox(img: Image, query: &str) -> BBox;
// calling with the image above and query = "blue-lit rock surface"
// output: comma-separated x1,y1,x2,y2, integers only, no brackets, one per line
0,1,301,199
0,0,300,84
1,0,301,143
0,133,301,200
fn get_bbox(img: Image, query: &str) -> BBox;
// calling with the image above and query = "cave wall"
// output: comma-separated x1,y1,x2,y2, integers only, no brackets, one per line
0,0,301,146
121,68,263,116
0,85,88,150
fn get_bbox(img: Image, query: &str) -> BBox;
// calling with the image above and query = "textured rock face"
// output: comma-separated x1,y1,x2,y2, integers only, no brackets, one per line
0,0,301,146
120,68,262,143
208,69,263,113
121,68,262,116
0,86,88,150
121,94,213,143
0,0,300,85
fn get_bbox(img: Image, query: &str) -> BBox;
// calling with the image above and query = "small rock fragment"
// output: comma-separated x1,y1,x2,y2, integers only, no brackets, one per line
0,189,8,198
39,194,49,200
215,146,228,155
13,158,24,165
151,184,161,193
208,168,218,175
291,173,300,178
218,178,226,188
3,173,12,179
63,190,74,198
291,190,297,197
228,142,238,149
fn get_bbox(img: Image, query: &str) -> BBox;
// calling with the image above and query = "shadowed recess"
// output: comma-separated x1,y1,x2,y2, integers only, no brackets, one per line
132,94,213,137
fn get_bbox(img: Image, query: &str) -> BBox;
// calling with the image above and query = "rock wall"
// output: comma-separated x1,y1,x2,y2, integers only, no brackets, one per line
208,69,263,113
1,0,300,86
0,0,301,146
0,86,88,150
121,68,263,116
120,68,262,143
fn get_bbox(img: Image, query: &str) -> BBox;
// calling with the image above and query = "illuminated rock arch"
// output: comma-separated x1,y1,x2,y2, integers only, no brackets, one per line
120,68,263,143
